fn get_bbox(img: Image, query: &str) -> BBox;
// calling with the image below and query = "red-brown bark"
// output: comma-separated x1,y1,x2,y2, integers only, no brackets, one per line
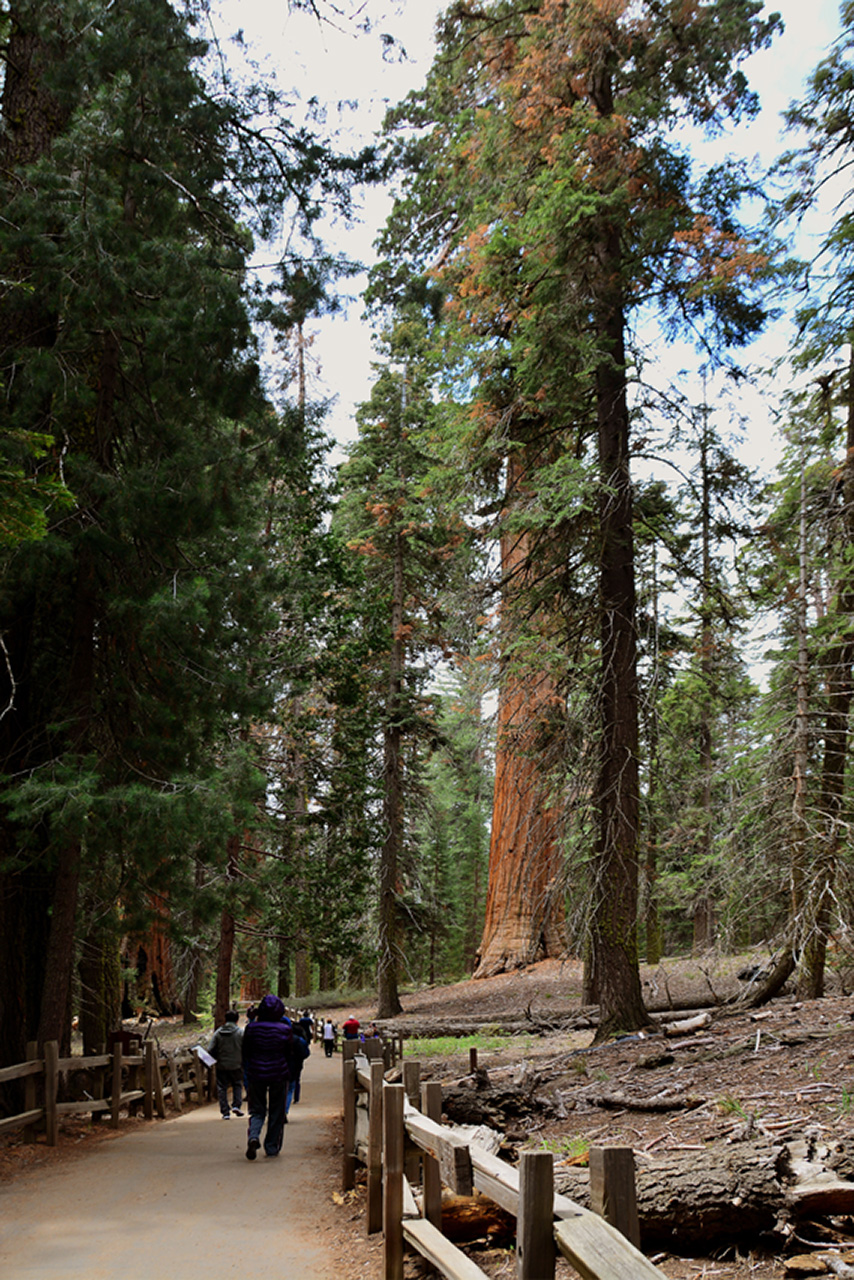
474,460,566,978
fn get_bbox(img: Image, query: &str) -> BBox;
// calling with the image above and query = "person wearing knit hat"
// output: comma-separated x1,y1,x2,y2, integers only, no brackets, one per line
241,994,293,1160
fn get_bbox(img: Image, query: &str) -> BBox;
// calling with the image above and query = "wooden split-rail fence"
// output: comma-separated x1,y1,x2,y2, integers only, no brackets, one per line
341,1039,667,1280
0,1036,214,1147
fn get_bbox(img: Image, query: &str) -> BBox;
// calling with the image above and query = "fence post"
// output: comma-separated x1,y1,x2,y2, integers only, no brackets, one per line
469,1046,478,1074
518,1150,555,1280
111,1041,123,1128
589,1147,641,1249
383,1083,405,1280
421,1080,443,1229
343,1056,357,1191
91,1042,106,1124
24,1041,39,1143
145,1041,166,1118
402,1060,421,1186
367,1060,385,1235
143,1041,155,1119
168,1051,183,1114
128,1038,141,1114
191,1049,204,1104
44,1041,59,1147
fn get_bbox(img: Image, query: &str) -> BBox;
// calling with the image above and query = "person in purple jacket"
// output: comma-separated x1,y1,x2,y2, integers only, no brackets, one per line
241,993,292,1160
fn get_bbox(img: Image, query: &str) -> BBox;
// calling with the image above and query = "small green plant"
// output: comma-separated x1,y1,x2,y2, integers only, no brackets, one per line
528,1134,589,1162
592,1067,610,1084
838,1086,853,1117
808,1055,827,1082
569,1056,588,1077
716,1094,749,1119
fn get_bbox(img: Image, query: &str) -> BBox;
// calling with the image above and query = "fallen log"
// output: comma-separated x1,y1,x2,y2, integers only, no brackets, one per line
787,1139,854,1217
553,1135,854,1246
378,1001,726,1041
441,1080,557,1128
554,1137,788,1244
588,1088,706,1113
662,1012,712,1037
439,1191,516,1246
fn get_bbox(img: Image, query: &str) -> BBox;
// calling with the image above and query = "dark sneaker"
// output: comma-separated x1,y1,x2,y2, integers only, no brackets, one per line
232,1109,245,1117
221,1112,231,1119
246,1137,260,1161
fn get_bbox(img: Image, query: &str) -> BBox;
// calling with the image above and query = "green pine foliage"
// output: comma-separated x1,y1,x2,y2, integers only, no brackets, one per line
0,0,372,1061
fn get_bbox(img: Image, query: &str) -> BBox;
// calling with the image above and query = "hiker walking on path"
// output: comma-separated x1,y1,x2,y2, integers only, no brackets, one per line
322,1018,335,1058
242,994,292,1160
286,1020,311,1112
208,1010,244,1119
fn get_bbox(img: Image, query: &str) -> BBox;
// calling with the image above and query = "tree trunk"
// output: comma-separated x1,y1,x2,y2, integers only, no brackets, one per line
799,349,854,997
294,947,310,998
214,834,240,1026
78,926,121,1055
692,415,717,956
474,461,566,977
588,205,648,1042
556,1134,854,1245
642,539,663,966
555,1138,785,1245
378,525,405,1019
0,1,78,1070
183,952,202,1025
277,937,291,998
791,432,811,968
474,659,565,976
182,860,206,1024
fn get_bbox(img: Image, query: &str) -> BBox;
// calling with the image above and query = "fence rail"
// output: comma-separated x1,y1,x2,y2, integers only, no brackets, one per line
342,1039,666,1280
0,1037,213,1145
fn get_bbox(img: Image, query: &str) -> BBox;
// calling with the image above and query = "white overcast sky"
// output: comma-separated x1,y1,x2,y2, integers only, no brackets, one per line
210,0,847,459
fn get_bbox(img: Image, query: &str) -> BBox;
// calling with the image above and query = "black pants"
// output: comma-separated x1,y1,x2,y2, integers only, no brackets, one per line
216,1066,243,1116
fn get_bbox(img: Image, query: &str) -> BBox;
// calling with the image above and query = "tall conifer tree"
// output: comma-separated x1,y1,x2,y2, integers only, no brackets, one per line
0,0,367,1064
372,0,779,1037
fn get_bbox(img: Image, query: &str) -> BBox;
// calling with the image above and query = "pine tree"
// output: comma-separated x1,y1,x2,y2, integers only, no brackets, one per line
338,299,473,1016
374,0,779,1038
0,0,366,1064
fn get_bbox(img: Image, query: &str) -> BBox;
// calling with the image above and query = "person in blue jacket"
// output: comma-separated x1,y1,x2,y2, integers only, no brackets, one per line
241,993,292,1160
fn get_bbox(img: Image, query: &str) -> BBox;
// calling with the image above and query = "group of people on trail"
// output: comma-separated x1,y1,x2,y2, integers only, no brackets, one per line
342,1015,380,1042
207,996,312,1160
208,1000,384,1157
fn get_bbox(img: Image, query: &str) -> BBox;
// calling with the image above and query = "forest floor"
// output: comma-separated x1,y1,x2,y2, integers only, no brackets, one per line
334,952,854,1280
3,951,854,1279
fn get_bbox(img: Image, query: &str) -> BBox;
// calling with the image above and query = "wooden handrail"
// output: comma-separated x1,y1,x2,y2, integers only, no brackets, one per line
402,1219,490,1280
345,1054,668,1280
0,1060,42,1084
0,1040,214,1146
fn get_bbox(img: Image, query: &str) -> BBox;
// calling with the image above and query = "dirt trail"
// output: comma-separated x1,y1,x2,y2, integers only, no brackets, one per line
0,1047,344,1279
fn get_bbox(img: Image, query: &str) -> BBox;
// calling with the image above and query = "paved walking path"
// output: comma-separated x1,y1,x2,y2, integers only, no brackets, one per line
0,1046,343,1279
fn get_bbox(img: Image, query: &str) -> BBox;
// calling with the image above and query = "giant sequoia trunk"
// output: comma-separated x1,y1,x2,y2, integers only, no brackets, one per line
475,531,565,976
